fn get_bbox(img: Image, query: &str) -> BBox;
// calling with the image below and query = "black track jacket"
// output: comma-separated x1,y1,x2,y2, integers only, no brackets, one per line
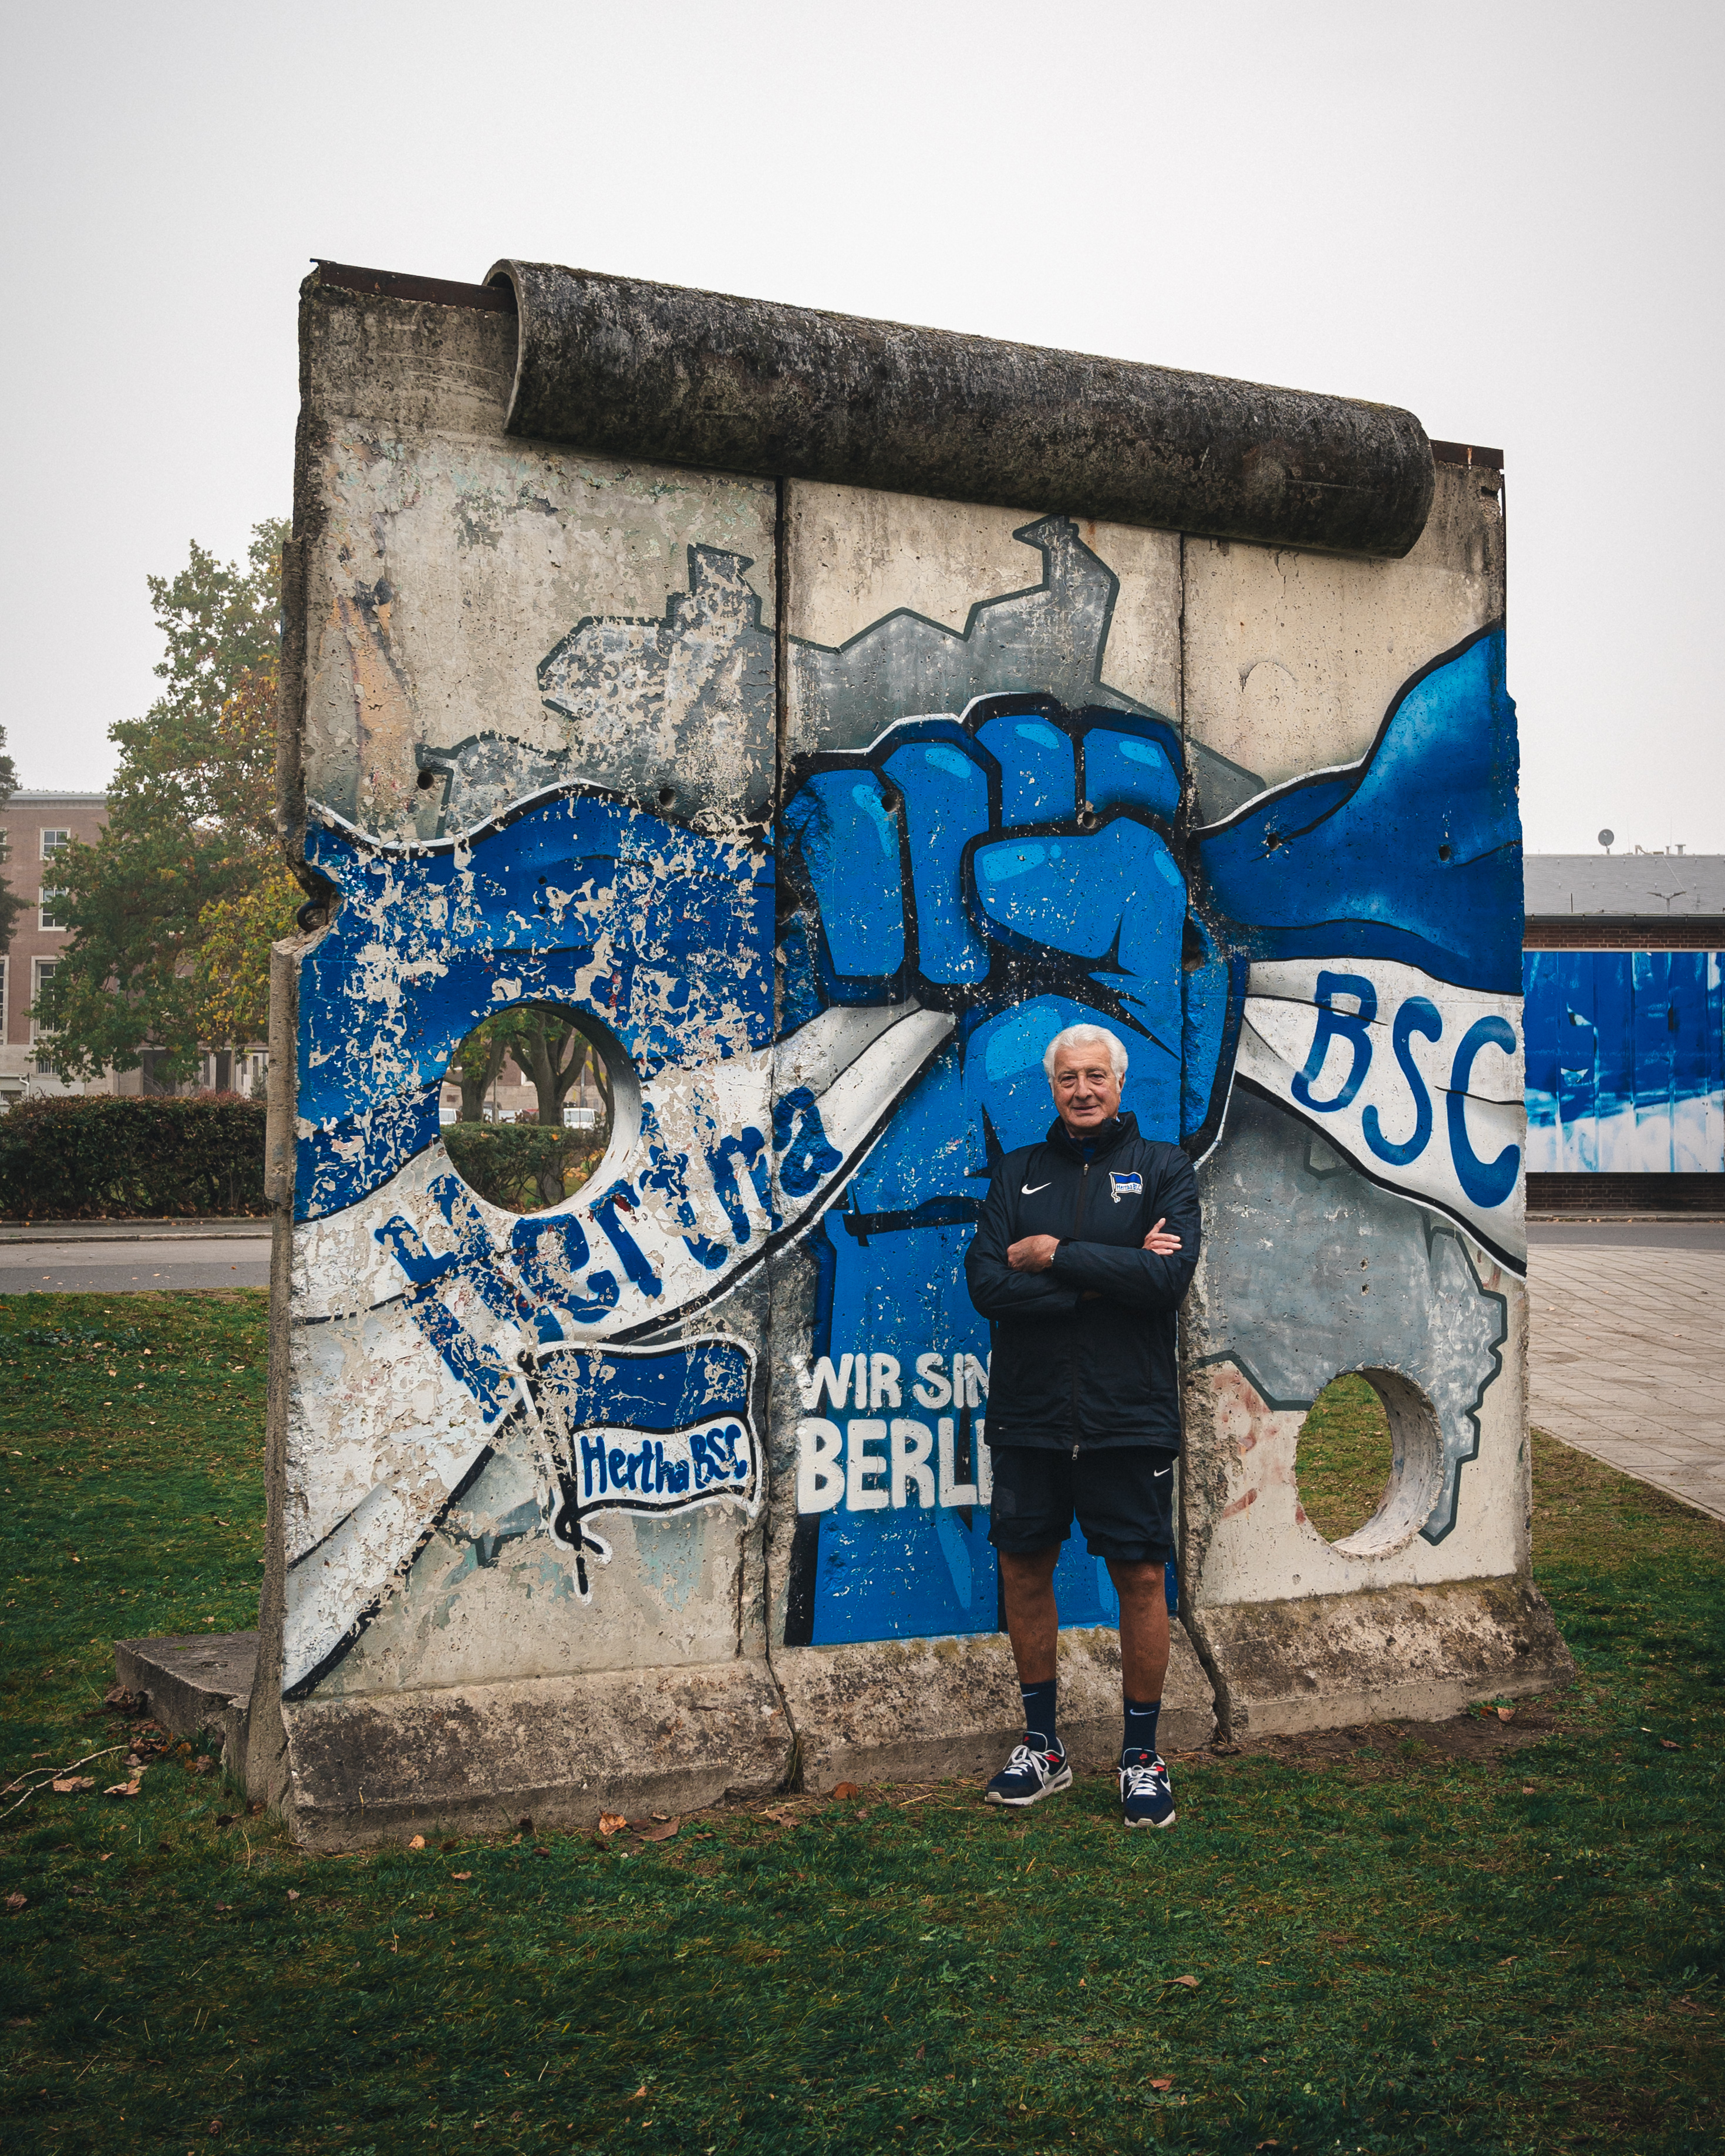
963,1111,1201,1452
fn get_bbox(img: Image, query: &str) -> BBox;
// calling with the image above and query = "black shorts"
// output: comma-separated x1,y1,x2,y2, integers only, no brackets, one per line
988,1445,1177,1565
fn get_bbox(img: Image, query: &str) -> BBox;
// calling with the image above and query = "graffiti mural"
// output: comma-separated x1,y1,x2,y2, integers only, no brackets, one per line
286,484,1525,1694
1524,949,1724,1172
769,525,1524,1646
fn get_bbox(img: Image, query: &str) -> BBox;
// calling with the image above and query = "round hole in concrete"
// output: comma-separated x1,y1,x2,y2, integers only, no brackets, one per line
437,1001,629,1216
1295,1368,1443,1557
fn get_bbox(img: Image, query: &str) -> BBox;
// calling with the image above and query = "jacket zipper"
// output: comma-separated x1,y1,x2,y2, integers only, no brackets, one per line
1069,1160,1088,1453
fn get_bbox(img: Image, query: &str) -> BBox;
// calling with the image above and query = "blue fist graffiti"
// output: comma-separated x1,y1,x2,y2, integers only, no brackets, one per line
780,697,1237,1169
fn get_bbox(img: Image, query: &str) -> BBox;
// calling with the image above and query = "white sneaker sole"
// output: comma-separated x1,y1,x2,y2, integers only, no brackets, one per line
1123,1804,1177,1830
985,1762,1073,1807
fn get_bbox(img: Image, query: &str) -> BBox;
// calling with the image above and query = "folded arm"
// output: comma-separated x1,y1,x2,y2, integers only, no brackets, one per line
1048,1156,1201,1312
964,1176,1081,1318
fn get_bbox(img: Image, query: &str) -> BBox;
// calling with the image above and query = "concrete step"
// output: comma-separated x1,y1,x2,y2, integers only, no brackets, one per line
114,1631,257,1767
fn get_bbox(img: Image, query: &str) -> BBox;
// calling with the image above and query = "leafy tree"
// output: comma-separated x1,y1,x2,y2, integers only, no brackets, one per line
517,1010,609,1128
446,1006,611,1128
0,724,21,953
447,1015,519,1123
36,523,294,1083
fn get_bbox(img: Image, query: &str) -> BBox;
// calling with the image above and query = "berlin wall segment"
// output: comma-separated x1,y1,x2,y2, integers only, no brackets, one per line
236,266,1568,1847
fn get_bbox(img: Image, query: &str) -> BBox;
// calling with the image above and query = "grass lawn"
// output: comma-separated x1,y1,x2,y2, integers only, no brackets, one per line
1,1291,1721,2154
1294,1375,1397,1544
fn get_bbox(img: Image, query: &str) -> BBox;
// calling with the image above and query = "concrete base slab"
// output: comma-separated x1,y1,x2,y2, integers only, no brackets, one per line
114,1631,257,1768
279,1658,795,1850
772,1621,1216,1793
1187,1578,1575,1739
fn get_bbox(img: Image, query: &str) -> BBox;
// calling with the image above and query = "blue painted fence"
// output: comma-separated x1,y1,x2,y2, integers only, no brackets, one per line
1523,949,1724,1173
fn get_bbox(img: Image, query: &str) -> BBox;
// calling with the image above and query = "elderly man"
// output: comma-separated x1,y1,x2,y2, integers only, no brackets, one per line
962,1022,1200,1828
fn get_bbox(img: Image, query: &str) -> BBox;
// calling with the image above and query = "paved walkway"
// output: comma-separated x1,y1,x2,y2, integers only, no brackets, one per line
0,1220,270,1293
1528,1222,1725,1524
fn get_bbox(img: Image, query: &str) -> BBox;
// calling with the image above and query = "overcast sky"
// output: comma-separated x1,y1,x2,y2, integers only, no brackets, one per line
2,0,1719,854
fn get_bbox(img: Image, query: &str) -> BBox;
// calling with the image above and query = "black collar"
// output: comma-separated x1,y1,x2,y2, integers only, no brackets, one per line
1045,1110,1138,1163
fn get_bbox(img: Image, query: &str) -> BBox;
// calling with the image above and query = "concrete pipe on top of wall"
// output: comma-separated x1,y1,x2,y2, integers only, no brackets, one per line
486,261,1436,561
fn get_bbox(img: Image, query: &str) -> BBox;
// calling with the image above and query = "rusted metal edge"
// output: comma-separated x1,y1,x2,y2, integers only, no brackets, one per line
485,259,1437,559
312,259,516,314
1430,439,1505,471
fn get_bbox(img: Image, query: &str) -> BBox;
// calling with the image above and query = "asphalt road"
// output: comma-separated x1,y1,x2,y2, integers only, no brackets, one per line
0,1213,1718,1294
0,1231,271,1294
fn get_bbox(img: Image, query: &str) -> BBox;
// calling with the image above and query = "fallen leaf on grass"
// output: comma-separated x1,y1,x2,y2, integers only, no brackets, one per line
597,1813,628,1836
1660,1739,1680,1750
407,1835,426,1850
287,1890,300,1902
214,1903,232,1912
1521,1786,1537,1796
103,1782,142,1799
1168,1975,1199,1989
1150,2078,1174,2091
1497,1956,1518,1966
832,1783,860,1800
628,2086,648,2101
762,1807,800,1828
51,1777,95,1794
450,1871,473,1881
5,1892,25,1911
1495,1705,1515,1722
635,1818,679,1843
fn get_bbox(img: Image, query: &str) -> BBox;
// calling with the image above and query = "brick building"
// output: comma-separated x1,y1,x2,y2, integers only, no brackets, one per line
0,789,108,1108
0,787,268,1109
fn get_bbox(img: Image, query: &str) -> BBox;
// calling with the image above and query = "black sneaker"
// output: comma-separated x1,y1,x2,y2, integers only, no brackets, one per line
1120,1748,1175,1829
985,1739,1072,1808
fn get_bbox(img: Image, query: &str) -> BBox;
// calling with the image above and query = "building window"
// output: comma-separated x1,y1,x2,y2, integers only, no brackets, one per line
40,828,70,861
31,960,56,1048
39,890,66,932
0,828,9,866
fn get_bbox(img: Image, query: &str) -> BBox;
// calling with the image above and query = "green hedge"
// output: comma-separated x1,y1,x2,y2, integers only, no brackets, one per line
440,1122,605,1213
0,1094,267,1220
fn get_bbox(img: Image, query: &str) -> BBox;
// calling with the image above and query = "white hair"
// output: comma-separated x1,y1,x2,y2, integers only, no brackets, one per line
1043,1024,1128,1081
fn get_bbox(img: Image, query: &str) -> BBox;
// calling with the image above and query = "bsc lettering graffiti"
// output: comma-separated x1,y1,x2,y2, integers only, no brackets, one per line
1292,970,1520,1207
1236,956,1524,1267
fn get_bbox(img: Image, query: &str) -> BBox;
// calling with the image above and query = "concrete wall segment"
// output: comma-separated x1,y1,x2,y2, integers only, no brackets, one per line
295,277,776,841
1183,463,1505,814
274,281,797,1831
257,268,1562,1840
783,486,1182,733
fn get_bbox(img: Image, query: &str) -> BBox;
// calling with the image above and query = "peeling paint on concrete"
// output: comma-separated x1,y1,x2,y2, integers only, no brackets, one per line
264,276,1564,1842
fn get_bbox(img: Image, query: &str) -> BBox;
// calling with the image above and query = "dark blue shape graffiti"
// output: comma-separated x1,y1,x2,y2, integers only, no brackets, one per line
1198,626,1521,997
295,789,774,1222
